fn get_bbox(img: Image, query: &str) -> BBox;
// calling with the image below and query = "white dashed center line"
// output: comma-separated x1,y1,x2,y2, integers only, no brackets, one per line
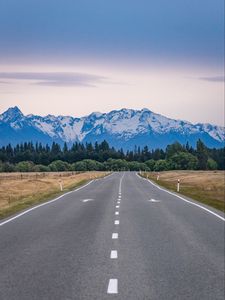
110,250,118,259
112,233,118,239
107,279,118,294
107,173,124,295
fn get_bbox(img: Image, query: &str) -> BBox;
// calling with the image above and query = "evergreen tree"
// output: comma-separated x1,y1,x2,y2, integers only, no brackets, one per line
196,139,208,170
0,139,223,171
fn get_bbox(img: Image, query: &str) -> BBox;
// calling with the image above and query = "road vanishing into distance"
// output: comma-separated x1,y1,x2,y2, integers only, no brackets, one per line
0,172,224,299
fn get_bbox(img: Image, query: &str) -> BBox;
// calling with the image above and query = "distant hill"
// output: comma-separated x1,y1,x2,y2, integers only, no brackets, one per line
0,106,224,149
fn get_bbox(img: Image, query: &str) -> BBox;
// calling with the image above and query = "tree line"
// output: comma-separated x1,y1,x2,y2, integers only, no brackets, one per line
0,139,224,172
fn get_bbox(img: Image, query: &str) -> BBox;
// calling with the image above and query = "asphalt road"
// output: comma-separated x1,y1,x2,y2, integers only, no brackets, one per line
0,172,224,300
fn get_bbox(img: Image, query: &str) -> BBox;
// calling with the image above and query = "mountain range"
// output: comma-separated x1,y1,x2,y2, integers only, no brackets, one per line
0,106,224,149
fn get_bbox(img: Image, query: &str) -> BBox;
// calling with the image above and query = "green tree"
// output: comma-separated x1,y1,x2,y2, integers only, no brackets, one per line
196,139,208,170
33,164,50,172
145,159,156,171
82,159,104,171
169,152,198,170
63,142,68,153
127,161,149,171
207,158,218,170
0,161,15,172
166,142,186,159
106,159,128,171
72,161,87,171
154,160,169,171
15,161,35,172
49,160,71,172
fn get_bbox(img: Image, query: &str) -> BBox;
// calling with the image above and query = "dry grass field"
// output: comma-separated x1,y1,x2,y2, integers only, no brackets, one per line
142,171,225,212
0,171,109,219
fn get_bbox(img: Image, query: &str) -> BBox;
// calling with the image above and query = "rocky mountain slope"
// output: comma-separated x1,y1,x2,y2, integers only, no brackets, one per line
0,106,224,149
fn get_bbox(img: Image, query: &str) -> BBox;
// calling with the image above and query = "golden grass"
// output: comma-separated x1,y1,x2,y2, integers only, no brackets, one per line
142,171,225,212
0,171,109,219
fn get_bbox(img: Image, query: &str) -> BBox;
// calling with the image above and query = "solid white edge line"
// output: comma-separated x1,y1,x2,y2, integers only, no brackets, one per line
104,172,115,179
0,180,94,227
136,173,225,222
107,279,118,294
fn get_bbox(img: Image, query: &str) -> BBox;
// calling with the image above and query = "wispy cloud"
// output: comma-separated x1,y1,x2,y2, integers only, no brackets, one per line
0,72,107,87
199,75,224,82
0,80,11,84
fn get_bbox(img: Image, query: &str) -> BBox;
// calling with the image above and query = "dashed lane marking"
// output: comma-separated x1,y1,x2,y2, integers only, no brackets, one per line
107,279,118,294
110,250,118,259
112,233,118,239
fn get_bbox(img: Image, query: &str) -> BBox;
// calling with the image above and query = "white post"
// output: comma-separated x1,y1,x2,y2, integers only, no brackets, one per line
157,173,160,181
177,179,180,192
59,180,63,191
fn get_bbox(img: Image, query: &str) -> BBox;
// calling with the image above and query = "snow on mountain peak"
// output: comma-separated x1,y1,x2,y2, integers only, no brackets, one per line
0,106,224,147
0,106,23,122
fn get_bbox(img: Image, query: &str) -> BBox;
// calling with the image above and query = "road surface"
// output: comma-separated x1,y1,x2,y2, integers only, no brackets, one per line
0,172,224,299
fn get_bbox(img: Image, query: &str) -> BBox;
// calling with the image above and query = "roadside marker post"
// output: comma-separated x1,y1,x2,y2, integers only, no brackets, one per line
59,180,63,191
177,179,180,192
157,173,160,181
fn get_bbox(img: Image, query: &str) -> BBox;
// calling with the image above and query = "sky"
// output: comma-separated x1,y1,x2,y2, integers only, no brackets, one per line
0,0,224,125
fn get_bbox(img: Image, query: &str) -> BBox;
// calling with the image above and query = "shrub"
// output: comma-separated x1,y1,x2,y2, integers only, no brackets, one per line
49,160,71,172
72,161,87,171
145,159,156,171
33,164,51,172
0,161,16,172
15,161,35,172
169,152,198,170
207,158,218,170
154,160,170,171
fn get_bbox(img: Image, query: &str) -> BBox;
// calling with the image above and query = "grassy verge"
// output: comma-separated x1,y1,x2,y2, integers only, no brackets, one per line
0,172,109,220
140,171,225,212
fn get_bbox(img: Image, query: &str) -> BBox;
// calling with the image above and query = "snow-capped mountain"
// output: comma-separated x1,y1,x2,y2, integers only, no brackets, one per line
0,106,224,149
